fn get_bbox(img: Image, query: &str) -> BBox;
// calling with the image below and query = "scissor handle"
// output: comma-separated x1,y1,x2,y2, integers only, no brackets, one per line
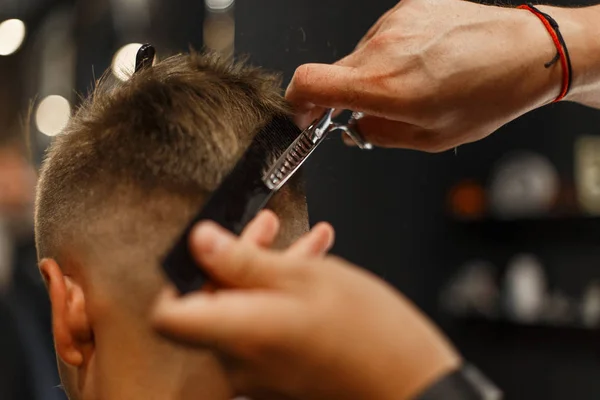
327,110,373,150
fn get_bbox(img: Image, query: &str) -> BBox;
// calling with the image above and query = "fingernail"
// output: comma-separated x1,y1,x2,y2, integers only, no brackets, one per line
193,222,232,256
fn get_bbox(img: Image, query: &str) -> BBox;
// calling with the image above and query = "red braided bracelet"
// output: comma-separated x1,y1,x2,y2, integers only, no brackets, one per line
517,3,573,102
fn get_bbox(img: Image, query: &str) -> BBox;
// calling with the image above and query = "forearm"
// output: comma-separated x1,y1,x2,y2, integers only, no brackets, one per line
539,4,600,108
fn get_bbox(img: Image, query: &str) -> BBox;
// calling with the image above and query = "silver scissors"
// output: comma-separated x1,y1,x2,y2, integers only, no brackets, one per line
264,109,372,191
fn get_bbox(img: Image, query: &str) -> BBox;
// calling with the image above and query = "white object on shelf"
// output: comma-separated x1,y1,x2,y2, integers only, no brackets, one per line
489,151,559,219
575,136,600,215
581,281,600,327
440,260,498,317
503,253,547,324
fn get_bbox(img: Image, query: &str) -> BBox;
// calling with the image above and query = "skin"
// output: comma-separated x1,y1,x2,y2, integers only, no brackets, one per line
151,215,460,400
286,0,600,152
0,145,35,218
153,2,600,399
39,210,334,400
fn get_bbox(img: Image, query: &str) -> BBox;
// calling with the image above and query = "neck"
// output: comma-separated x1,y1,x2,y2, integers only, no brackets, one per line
89,323,232,400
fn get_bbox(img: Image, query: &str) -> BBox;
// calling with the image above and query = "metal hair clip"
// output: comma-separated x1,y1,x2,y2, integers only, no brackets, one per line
264,108,372,191
135,43,156,73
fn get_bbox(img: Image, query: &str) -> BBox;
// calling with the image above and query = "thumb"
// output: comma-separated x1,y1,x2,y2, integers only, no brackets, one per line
151,286,297,352
286,63,360,116
190,221,288,288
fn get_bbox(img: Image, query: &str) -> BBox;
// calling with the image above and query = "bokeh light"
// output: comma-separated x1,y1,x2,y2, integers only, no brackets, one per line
0,19,26,56
112,43,143,81
36,95,71,136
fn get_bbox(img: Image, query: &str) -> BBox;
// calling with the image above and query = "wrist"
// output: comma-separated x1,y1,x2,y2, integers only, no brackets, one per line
399,353,462,400
374,315,463,400
536,5,600,106
504,5,564,108
414,364,503,400
366,349,461,400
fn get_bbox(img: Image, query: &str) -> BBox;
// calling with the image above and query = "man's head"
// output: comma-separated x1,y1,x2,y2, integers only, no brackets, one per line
35,51,308,400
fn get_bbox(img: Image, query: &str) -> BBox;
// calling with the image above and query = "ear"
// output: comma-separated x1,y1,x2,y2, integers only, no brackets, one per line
40,258,93,367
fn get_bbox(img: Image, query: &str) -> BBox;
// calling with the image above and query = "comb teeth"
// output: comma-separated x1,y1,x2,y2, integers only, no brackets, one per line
253,116,302,161
264,128,320,190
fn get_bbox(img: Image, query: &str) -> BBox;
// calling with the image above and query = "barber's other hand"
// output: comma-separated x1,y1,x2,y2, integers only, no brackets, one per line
286,0,563,152
151,218,460,400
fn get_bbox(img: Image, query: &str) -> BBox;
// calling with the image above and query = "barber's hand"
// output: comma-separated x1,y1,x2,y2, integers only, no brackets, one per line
197,210,335,295
151,216,461,400
286,0,564,152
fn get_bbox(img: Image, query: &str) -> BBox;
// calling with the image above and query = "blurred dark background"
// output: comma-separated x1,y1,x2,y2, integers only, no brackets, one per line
1,0,600,399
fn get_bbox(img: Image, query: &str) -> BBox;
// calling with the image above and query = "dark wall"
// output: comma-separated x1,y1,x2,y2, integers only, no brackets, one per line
236,1,600,399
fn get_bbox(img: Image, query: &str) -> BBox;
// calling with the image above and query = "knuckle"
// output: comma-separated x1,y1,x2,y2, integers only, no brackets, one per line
367,31,396,49
234,328,281,360
230,247,261,284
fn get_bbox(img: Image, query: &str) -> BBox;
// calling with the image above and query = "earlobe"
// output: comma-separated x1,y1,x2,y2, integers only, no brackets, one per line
40,258,93,367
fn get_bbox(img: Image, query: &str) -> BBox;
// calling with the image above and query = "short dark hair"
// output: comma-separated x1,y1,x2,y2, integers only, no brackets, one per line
35,51,308,305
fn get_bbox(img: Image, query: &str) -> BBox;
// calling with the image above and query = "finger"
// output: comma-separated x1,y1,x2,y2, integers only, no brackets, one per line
151,287,295,351
285,55,359,129
240,210,280,247
285,64,361,118
190,221,290,288
356,116,440,151
293,106,325,130
286,222,335,258
286,63,401,122
342,134,358,147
